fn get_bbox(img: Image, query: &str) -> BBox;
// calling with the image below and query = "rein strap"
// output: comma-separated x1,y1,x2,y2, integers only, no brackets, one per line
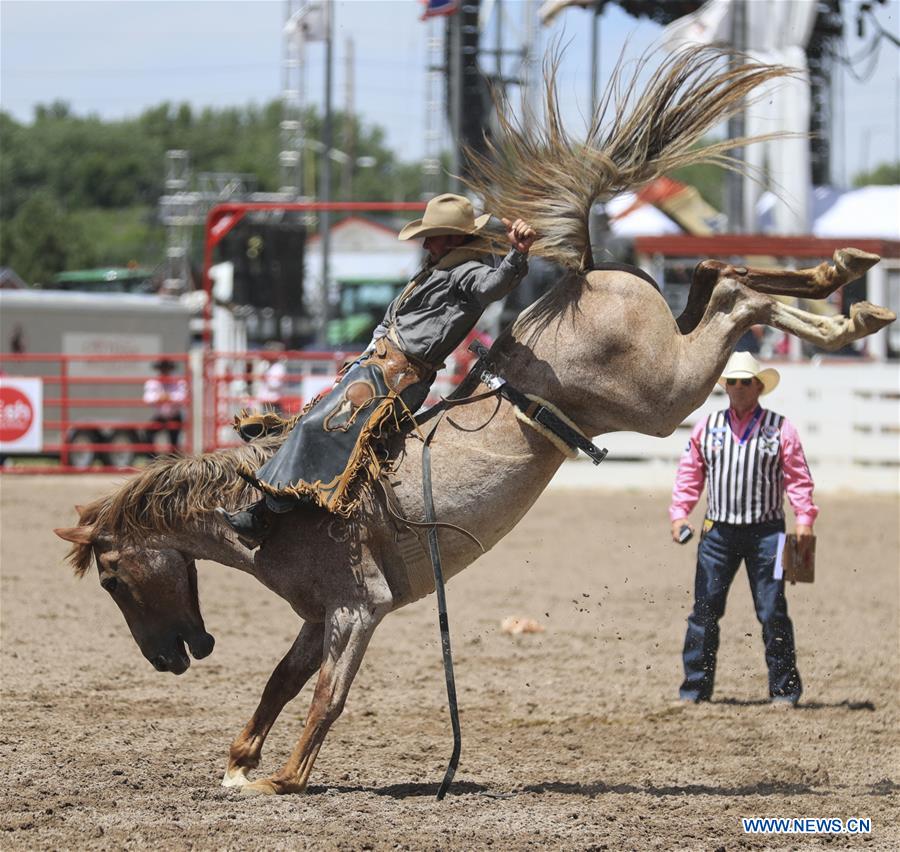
421,416,461,801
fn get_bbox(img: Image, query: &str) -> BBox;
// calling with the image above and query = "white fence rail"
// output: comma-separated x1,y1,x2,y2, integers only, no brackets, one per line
553,363,900,494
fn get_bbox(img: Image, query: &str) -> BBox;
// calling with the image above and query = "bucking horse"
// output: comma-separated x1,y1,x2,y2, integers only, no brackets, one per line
55,46,895,795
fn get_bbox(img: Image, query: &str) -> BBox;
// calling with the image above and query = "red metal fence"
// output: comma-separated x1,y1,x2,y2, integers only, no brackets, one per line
0,353,193,473
203,349,351,452
0,340,478,473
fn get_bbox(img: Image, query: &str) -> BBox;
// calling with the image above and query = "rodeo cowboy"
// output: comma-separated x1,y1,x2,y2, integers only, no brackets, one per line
215,193,536,546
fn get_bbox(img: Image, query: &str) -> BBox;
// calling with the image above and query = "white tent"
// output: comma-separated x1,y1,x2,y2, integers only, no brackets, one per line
812,186,900,240
305,216,423,284
305,248,422,282
605,193,683,237
755,185,900,239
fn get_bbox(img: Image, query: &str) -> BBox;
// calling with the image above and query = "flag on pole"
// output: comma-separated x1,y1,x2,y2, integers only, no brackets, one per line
538,0,594,27
284,1,328,41
659,0,732,50
420,0,460,21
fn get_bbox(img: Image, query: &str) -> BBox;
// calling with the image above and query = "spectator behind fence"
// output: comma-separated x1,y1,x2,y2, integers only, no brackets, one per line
143,358,188,453
255,342,287,413
669,352,817,707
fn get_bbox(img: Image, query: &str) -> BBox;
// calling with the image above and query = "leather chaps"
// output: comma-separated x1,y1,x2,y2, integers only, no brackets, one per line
244,338,433,517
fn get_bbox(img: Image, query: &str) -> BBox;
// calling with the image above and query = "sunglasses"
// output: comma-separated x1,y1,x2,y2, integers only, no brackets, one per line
726,378,754,386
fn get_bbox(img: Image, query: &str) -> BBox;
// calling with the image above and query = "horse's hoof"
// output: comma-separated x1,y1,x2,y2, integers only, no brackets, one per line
834,248,880,278
850,301,897,332
222,767,250,788
240,777,305,796
240,778,279,796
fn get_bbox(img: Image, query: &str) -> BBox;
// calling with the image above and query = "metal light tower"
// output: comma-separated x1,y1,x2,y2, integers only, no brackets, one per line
281,0,309,199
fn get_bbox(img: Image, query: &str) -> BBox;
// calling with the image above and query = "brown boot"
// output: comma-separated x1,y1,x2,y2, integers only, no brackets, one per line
214,499,273,548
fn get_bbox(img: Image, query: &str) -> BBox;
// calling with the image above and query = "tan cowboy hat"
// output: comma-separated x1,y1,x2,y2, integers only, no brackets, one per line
398,193,491,241
717,351,780,395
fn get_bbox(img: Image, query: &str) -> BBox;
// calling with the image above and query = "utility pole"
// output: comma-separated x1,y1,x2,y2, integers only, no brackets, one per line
423,18,444,199
725,0,746,233
590,3,600,117
449,10,463,192
495,0,502,82
522,0,539,132
318,0,333,345
343,36,355,200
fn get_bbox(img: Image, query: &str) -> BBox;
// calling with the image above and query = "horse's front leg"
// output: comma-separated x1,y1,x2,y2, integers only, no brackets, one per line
222,620,325,788
241,586,392,796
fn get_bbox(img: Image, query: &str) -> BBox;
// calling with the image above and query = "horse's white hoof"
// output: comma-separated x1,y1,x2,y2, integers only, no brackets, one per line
240,779,279,796
239,777,305,796
222,767,250,788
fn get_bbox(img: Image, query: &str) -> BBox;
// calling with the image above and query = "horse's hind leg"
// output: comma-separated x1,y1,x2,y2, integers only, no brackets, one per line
718,248,879,298
766,299,895,351
665,274,894,421
241,582,393,796
684,257,895,353
677,260,722,334
677,248,880,334
222,619,325,788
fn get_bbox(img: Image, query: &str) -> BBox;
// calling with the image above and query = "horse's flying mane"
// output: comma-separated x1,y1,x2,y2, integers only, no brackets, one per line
466,44,795,275
66,437,284,576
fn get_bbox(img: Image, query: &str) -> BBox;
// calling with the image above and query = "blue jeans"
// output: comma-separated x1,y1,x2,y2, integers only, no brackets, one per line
680,520,802,702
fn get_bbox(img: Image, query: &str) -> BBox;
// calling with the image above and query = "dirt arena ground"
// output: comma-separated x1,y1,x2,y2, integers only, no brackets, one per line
1,474,897,850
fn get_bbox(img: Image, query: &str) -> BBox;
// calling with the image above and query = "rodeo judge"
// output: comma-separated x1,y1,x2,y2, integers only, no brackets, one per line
670,352,818,707
216,193,536,545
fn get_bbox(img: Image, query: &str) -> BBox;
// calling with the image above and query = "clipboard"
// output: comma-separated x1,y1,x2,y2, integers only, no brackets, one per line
774,533,816,584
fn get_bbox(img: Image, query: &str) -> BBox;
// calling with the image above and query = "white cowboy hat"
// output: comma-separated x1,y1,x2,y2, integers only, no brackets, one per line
398,193,491,241
718,351,780,395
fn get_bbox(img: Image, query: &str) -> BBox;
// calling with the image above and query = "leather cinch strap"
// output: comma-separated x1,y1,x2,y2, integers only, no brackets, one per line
466,339,608,465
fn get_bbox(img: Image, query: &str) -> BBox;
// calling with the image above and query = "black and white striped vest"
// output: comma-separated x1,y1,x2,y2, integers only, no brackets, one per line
701,407,786,525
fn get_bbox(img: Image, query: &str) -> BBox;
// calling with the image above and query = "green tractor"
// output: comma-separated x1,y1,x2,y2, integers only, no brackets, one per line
326,278,405,347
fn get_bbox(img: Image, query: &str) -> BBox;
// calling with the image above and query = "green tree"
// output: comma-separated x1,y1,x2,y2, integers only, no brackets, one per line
1,192,95,285
672,161,726,211
0,98,446,281
853,161,900,187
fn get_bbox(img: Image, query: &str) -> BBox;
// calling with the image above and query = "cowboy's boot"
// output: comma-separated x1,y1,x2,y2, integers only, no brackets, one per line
214,499,273,549
233,410,300,443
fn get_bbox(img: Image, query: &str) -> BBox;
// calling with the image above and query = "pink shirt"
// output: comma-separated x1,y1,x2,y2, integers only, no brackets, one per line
669,406,819,526
143,377,188,418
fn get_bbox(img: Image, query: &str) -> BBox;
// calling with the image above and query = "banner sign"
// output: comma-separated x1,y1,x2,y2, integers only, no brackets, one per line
0,377,43,454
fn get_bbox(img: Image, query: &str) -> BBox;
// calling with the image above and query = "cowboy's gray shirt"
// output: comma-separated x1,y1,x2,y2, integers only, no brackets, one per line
375,247,528,368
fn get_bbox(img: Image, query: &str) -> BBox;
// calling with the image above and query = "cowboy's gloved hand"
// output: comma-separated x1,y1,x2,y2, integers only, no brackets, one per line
502,218,536,254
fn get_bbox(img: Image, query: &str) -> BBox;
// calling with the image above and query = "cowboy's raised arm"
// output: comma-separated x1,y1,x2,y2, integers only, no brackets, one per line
503,217,536,254
453,219,536,308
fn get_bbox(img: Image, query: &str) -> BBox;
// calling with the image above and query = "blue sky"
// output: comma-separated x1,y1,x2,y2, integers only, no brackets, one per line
2,0,898,186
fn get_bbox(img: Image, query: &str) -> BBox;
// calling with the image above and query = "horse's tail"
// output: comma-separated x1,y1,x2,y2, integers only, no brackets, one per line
465,44,795,273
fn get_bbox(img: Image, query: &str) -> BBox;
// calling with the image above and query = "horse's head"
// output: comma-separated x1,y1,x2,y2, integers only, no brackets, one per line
55,506,215,675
